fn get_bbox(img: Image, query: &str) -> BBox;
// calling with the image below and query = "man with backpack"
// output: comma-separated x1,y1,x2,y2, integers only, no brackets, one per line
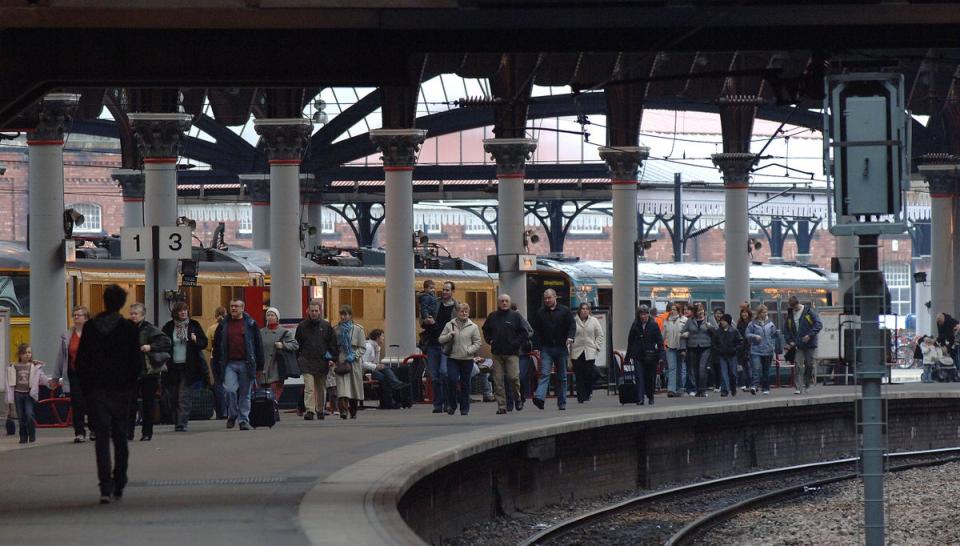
784,296,823,394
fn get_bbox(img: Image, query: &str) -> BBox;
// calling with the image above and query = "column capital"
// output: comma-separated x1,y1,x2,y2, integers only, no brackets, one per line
239,174,271,203
711,152,758,188
482,138,538,177
370,128,428,169
598,146,650,184
254,118,313,163
918,153,960,197
128,113,193,161
28,93,80,144
112,169,145,201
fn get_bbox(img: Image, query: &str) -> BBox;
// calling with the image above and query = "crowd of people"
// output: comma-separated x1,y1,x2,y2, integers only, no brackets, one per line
3,281,832,503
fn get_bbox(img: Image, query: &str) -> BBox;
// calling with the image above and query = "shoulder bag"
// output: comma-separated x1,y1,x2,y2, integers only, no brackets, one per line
334,361,352,376
275,349,301,379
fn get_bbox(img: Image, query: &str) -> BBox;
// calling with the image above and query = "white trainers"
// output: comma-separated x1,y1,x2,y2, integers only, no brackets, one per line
794,389,802,395
741,386,748,392
74,434,85,444
762,390,770,395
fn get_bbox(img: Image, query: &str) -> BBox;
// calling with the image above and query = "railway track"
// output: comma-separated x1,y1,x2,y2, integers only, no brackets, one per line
519,447,960,546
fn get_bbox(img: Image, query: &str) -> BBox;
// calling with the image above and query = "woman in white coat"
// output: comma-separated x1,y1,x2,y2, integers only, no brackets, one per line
571,303,604,403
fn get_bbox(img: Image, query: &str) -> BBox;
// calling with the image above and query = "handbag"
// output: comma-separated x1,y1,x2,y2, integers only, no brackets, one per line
275,349,301,379
334,361,352,376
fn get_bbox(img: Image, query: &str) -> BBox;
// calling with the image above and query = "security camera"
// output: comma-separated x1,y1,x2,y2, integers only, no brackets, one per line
63,208,85,238
0,164,6,176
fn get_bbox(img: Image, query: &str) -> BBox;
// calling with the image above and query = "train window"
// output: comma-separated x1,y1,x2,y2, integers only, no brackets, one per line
183,286,203,315
88,284,105,316
339,288,364,318
465,291,488,319
597,289,613,309
220,286,244,307
135,285,145,306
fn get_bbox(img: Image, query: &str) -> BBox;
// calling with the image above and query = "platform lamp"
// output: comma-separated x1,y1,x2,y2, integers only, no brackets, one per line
62,208,84,238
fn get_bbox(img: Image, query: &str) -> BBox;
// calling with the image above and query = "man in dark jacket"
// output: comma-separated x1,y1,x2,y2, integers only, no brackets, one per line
75,284,141,504
420,281,458,413
936,313,959,350
482,294,531,414
212,299,264,430
784,296,823,394
712,314,742,397
625,305,664,405
128,302,172,441
529,289,576,411
295,299,338,420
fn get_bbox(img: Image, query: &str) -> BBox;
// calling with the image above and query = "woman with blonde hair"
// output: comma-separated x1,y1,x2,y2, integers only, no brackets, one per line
334,305,366,419
745,304,780,395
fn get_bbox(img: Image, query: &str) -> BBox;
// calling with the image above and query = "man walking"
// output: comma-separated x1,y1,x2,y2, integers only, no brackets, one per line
421,281,458,413
784,295,823,394
295,299,338,420
75,285,141,504
482,294,531,415
211,300,264,430
529,289,576,411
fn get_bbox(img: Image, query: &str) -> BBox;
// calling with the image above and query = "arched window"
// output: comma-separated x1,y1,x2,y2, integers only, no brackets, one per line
66,203,102,234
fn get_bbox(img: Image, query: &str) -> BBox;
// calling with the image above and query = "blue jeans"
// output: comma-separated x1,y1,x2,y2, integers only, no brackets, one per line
505,355,531,409
718,355,738,394
665,348,682,393
446,358,473,414
535,346,568,407
425,345,448,410
751,354,773,392
222,361,252,423
14,392,35,440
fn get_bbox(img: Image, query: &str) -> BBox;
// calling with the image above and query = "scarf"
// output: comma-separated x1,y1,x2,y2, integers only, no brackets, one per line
339,320,355,363
174,318,189,342
267,323,279,331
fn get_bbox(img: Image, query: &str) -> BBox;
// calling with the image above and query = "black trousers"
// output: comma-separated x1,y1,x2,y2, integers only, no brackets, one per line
572,354,596,402
636,357,657,402
688,347,711,395
128,374,160,438
88,389,132,497
66,370,89,437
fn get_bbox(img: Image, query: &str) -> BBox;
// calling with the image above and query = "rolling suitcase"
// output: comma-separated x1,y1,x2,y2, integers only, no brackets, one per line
250,387,279,428
189,388,215,421
618,358,640,405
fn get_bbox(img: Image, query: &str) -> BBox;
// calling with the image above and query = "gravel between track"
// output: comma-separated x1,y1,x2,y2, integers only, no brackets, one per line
707,460,960,546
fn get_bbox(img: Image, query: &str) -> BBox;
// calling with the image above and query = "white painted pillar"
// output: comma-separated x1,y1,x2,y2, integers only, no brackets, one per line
28,93,78,367
129,113,192,325
600,146,648,353
919,161,959,325
712,153,756,312
255,119,312,322
484,138,537,316
113,169,145,227
371,129,427,356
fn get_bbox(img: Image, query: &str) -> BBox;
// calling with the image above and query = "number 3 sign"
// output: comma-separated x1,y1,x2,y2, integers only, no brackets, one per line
158,226,192,259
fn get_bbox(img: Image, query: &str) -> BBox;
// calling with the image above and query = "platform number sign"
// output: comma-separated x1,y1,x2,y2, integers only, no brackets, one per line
121,226,192,260
120,227,151,260
158,227,192,259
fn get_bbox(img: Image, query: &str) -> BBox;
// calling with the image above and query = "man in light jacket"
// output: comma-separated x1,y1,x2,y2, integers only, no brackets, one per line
661,303,688,397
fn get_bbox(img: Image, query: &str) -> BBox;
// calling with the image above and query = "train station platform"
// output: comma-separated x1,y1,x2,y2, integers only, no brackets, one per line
0,384,956,546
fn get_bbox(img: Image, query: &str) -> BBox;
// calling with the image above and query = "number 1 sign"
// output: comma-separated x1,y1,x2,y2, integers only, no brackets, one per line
120,227,151,260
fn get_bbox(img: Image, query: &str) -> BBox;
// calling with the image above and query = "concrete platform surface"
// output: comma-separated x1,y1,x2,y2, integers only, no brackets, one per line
0,384,955,545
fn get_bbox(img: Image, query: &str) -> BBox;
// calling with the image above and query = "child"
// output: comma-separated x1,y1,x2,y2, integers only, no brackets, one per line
6,343,57,444
418,280,438,323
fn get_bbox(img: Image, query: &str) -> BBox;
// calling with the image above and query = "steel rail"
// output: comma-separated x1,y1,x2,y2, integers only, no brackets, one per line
519,447,960,546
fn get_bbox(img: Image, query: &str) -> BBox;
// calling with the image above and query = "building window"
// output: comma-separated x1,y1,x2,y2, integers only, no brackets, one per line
67,203,102,233
882,262,911,317
321,210,336,234
238,207,252,235
414,212,442,235
464,215,493,236
568,214,606,235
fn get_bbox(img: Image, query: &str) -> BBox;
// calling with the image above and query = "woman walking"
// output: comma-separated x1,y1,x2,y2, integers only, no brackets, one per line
259,307,298,403
625,305,663,406
662,303,687,397
334,305,366,420
736,307,752,392
570,303,604,403
682,303,715,397
745,304,780,395
438,303,482,415
162,302,208,432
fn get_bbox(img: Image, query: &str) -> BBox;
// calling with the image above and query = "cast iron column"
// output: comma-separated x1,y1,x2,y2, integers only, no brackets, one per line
129,112,192,324
484,138,537,316
255,119,312,321
599,146,649,354
371,128,427,357
28,93,78,367
113,169,145,228
712,152,757,311
919,155,959,322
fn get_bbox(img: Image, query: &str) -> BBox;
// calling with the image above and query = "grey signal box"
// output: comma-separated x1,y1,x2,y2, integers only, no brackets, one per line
825,73,910,235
